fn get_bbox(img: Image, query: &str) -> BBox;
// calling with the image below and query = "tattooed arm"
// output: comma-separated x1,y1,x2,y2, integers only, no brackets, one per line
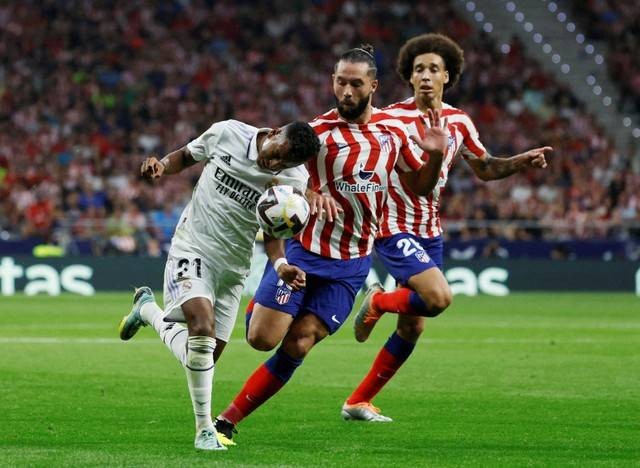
465,146,553,181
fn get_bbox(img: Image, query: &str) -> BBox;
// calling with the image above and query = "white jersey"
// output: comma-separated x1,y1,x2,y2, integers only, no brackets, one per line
171,119,309,274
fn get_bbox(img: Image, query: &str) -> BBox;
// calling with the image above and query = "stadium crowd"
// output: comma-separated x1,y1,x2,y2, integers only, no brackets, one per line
1,0,638,256
569,0,640,115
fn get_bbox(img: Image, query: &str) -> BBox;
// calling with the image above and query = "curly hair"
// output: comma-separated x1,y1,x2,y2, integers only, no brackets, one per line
396,34,464,92
284,121,321,163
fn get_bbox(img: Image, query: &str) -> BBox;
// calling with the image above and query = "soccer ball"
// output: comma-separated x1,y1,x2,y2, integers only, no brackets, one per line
256,185,310,239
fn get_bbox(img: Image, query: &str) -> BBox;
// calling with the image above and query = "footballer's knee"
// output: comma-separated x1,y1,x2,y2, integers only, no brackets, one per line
415,283,452,317
187,314,215,337
397,316,425,342
425,287,452,315
246,330,278,351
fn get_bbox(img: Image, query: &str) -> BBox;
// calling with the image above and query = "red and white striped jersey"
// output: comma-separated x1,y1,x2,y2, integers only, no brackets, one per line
297,108,424,260
374,97,487,238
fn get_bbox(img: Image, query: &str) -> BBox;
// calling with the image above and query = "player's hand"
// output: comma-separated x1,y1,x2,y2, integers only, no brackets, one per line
140,156,165,180
520,146,553,169
305,190,342,222
410,108,448,158
277,264,306,291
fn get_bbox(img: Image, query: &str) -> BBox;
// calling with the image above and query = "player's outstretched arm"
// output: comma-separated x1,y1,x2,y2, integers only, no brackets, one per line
264,233,306,291
140,146,198,180
400,108,448,196
466,146,553,181
305,189,343,222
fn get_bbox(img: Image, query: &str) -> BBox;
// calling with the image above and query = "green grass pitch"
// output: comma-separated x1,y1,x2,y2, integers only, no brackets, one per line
1,292,638,466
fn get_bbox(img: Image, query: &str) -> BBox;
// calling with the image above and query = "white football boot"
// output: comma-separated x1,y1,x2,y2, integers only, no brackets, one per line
341,402,393,422
194,426,227,451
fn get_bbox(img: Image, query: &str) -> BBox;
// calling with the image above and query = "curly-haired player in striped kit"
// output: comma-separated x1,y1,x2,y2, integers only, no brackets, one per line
344,33,553,421
213,44,449,445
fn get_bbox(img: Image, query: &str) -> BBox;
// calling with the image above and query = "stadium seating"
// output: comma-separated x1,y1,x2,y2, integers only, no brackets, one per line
0,1,637,257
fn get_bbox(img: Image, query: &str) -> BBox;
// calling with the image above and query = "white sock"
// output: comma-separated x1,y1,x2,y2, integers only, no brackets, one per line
154,318,189,367
186,335,216,431
140,301,162,325
141,302,190,366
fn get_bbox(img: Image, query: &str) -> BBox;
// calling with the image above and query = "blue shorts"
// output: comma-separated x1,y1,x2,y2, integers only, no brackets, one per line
254,239,371,334
374,234,444,285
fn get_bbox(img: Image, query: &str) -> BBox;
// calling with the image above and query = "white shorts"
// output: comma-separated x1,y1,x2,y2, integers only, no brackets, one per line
162,248,246,342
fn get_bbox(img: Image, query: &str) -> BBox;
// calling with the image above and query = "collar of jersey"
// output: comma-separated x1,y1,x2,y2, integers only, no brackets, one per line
246,128,272,162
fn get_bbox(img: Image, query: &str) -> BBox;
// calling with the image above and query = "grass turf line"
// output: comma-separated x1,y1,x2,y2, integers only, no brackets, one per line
0,293,638,466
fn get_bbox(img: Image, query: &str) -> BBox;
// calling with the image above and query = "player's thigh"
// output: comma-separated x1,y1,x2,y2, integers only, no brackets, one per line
248,303,294,350
162,251,214,323
181,296,215,336
407,266,452,310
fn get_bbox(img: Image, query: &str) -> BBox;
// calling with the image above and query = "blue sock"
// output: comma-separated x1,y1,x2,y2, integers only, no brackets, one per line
264,347,303,383
408,291,432,316
384,332,416,364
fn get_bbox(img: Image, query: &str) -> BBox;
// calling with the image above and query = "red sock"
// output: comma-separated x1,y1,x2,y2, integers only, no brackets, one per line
346,348,399,404
346,332,415,404
219,364,284,425
373,287,413,314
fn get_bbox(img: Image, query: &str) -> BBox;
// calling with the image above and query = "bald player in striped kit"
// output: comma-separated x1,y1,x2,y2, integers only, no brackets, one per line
347,33,552,421
213,44,449,445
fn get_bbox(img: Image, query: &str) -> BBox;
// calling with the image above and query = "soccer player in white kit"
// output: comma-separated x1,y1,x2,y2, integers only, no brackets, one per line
347,33,552,421
118,119,319,450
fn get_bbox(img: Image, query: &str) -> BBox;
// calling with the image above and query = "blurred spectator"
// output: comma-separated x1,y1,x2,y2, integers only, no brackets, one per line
0,0,638,255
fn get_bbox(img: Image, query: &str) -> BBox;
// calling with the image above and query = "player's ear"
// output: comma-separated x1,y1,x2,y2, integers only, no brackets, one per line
267,127,281,138
370,79,379,94
443,70,449,84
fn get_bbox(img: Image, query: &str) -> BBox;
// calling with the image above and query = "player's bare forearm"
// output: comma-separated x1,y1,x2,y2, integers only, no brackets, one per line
468,146,552,181
160,146,198,174
470,155,526,180
399,151,443,196
140,146,197,180
264,233,286,264
264,233,306,290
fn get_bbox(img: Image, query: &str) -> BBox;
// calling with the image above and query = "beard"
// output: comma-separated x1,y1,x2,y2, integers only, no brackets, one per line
335,94,371,121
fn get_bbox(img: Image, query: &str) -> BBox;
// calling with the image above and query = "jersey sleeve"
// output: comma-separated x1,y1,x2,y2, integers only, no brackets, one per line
186,121,227,161
457,115,487,161
287,165,310,193
394,127,424,174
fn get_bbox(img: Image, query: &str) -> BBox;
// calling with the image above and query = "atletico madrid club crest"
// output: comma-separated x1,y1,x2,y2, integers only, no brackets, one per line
415,250,431,264
275,286,291,305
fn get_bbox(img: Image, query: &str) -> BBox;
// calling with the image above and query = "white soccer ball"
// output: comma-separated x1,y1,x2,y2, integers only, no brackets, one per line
256,185,310,239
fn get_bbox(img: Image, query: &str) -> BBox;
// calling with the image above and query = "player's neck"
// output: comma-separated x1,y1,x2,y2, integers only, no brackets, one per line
256,132,267,152
415,95,442,114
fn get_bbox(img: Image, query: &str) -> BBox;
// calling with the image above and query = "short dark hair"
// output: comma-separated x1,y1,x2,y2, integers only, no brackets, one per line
335,43,377,78
284,121,320,163
396,34,464,92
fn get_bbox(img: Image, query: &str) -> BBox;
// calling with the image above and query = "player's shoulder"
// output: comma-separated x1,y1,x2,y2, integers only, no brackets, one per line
220,119,258,140
441,102,474,123
308,109,342,139
381,97,420,113
375,99,422,126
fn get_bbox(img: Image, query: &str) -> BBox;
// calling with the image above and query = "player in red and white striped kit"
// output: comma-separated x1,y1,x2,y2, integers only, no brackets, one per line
345,34,552,421
213,45,448,444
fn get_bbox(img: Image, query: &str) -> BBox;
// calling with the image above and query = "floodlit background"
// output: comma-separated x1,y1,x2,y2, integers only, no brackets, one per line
0,1,638,466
